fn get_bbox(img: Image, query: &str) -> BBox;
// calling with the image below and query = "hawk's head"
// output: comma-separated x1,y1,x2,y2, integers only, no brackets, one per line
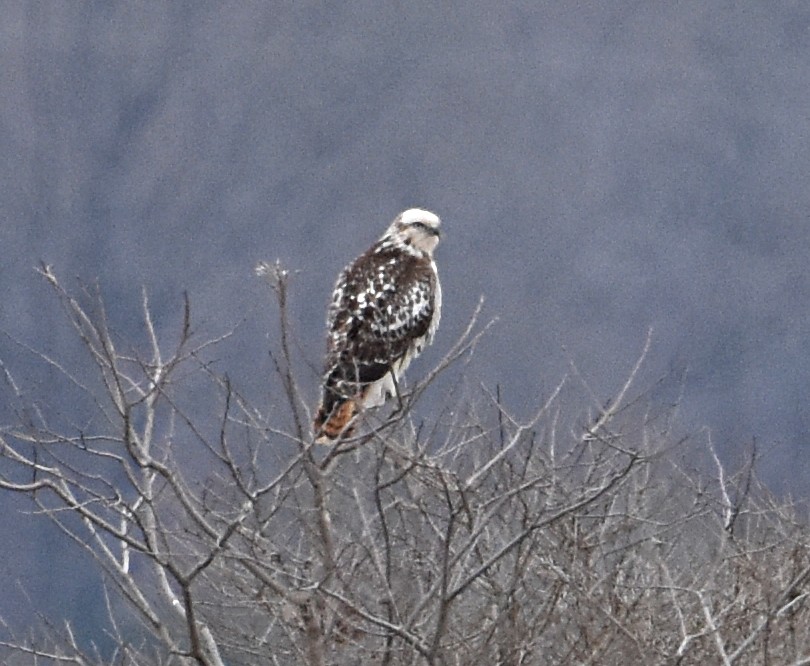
385,208,442,256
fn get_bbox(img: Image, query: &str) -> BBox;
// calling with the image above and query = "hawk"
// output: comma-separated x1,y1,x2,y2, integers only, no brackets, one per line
314,208,442,441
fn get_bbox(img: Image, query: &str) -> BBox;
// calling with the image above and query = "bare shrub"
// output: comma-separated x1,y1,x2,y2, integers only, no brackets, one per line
1,265,808,665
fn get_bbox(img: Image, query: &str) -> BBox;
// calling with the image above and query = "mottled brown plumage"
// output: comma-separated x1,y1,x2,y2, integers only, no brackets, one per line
314,208,442,442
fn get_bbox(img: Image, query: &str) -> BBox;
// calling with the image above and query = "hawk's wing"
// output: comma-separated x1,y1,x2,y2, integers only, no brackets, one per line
325,247,436,389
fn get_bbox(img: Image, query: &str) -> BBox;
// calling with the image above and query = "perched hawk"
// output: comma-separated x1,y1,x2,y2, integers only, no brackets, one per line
314,208,442,441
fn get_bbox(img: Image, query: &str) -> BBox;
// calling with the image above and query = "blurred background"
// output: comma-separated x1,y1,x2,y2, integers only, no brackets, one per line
2,0,809,643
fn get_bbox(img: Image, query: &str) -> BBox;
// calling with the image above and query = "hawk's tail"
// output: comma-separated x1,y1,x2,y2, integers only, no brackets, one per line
313,396,359,443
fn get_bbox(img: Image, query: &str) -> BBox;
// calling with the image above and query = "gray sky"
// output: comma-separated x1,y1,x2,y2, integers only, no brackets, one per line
2,0,810,636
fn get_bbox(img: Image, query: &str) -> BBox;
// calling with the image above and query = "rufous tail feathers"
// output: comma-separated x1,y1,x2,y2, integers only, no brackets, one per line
313,398,359,443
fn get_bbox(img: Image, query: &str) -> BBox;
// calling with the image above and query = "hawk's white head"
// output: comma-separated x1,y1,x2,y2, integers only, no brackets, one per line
384,208,442,256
